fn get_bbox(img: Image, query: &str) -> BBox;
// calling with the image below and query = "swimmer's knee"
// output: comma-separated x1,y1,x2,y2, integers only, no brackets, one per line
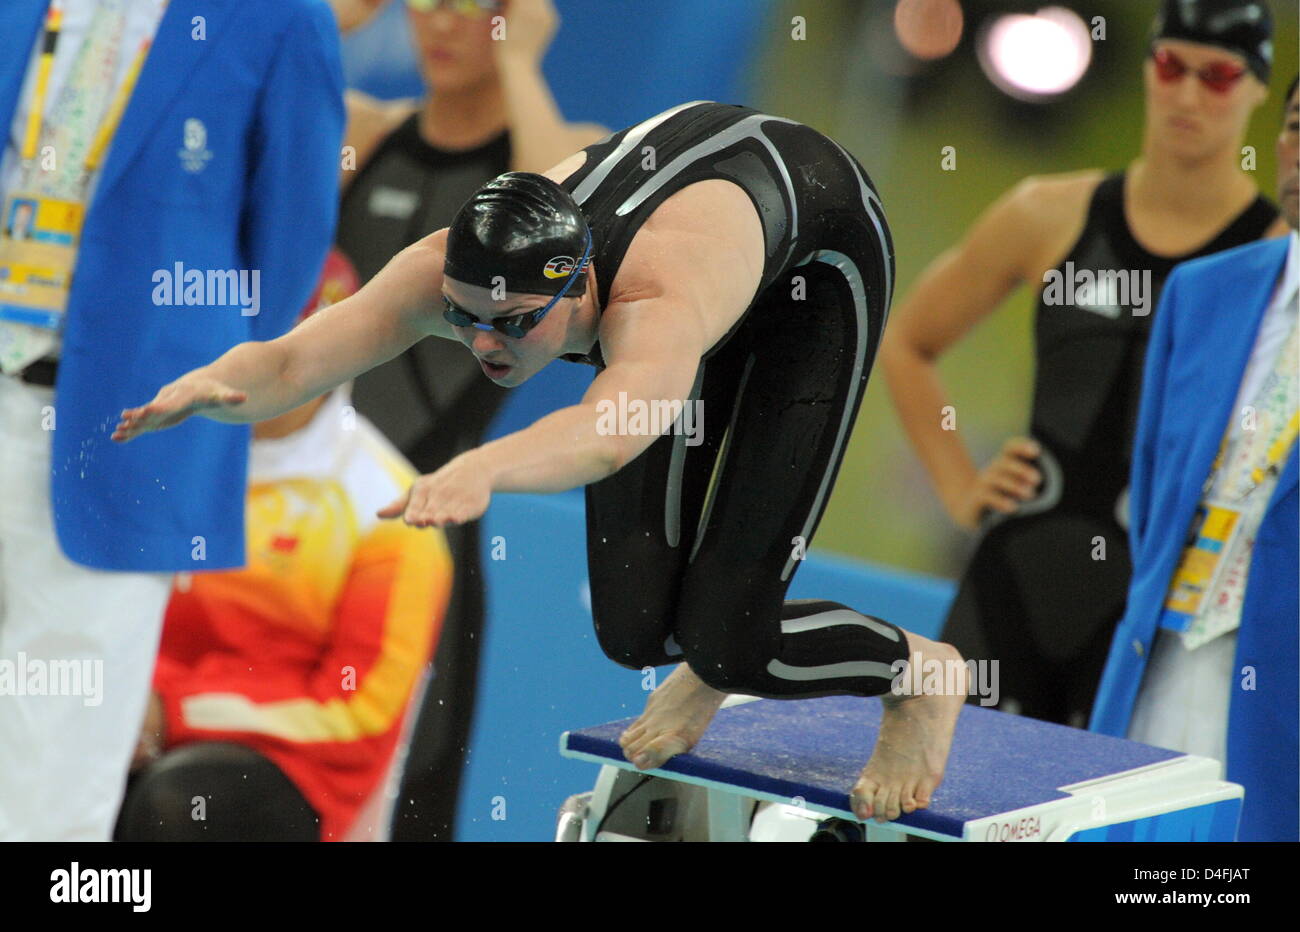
681,640,767,694
592,616,681,671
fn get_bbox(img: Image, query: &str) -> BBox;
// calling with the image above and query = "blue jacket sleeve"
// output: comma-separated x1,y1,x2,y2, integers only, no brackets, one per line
1127,267,1181,560
240,1,344,342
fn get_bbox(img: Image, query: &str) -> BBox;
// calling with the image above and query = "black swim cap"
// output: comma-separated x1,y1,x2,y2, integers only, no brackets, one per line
444,172,591,297
1151,0,1274,83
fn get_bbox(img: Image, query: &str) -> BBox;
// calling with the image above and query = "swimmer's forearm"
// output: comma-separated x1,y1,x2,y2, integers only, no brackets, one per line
501,63,567,171
191,340,305,423
475,403,624,494
881,339,978,512
499,57,596,172
202,242,447,424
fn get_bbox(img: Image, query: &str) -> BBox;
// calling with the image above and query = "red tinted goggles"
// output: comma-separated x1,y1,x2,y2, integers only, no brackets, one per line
1151,48,1248,94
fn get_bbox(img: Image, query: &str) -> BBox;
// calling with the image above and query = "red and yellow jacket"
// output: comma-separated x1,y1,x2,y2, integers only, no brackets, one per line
153,388,452,841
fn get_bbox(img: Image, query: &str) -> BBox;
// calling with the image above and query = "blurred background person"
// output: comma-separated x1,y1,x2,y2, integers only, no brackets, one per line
328,0,607,840
0,0,342,840
879,0,1287,727
1091,77,1298,842
116,252,453,842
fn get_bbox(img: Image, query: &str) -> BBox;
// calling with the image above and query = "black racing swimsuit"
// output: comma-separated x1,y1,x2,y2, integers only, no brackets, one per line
942,172,1278,725
558,101,906,697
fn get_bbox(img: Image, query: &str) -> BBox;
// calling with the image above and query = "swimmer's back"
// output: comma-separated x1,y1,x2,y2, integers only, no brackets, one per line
542,101,890,364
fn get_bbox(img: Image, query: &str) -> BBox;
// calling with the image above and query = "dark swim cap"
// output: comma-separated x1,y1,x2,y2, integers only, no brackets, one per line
1151,0,1274,83
444,172,591,296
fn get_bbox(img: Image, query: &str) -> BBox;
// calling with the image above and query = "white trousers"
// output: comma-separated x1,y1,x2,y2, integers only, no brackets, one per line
1126,628,1235,778
0,375,171,840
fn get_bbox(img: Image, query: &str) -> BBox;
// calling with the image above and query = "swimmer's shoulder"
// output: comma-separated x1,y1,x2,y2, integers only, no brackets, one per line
1263,214,1291,238
544,150,588,188
1011,169,1105,209
404,227,448,264
343,91,420,188
394,228,457,341
1001,169,1107,281
406,228,450,288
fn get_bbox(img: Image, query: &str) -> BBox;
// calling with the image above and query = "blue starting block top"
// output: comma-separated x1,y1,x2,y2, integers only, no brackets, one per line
562,696,1184,838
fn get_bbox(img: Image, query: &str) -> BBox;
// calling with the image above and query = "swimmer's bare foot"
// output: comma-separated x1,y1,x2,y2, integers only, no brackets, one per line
852,634,966,824
618,663,728,771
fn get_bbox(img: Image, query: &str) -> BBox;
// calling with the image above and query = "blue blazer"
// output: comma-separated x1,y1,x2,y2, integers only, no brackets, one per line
1090,236,1298,842
0,0,343,571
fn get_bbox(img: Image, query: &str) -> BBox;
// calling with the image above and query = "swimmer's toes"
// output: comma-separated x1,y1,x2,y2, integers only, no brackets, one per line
900,780,919,814
852,773,878,795
878,785,902,823
851,778,878,820
639,734,691,769
623,734,656,761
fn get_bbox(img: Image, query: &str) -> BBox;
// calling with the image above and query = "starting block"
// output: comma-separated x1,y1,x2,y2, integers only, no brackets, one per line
557,695,1243,842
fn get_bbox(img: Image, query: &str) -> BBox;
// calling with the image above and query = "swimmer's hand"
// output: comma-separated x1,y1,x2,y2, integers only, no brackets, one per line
378,453,492,528
112,374,248,443
950,436,1043,531
493,0,559,64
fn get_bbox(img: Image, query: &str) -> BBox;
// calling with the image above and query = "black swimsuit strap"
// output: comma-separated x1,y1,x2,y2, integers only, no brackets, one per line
1104,171,1279,274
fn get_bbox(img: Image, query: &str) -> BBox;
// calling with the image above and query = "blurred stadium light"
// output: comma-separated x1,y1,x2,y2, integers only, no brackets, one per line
895,0,965,61
977,6,1093,101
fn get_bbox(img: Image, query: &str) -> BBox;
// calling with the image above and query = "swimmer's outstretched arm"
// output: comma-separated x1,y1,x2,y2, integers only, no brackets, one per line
381,293,706,527
113,233,456,442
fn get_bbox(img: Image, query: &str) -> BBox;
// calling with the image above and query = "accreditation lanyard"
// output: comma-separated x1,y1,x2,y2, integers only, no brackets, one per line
21,3,153,176
1161,407,1300,630
0,2,154,331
